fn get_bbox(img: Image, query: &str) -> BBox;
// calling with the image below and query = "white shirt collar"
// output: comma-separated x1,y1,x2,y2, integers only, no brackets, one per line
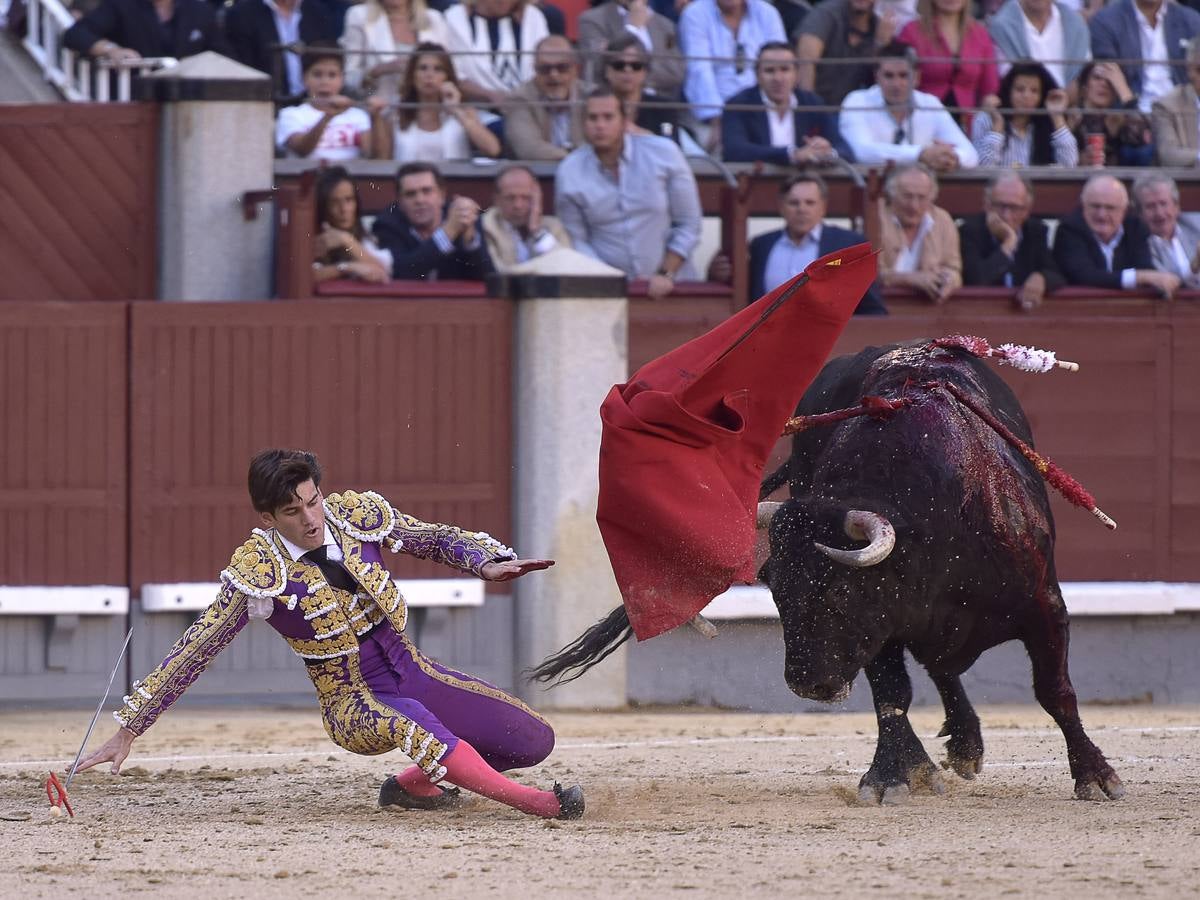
759,88,798,111
1021,1,1059,34
783,223,822,247
1097,225,1125,253
277,523,338,562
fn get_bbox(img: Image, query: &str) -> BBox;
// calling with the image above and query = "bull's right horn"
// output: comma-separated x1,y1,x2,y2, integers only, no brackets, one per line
814,510,895,567
756,501,783,528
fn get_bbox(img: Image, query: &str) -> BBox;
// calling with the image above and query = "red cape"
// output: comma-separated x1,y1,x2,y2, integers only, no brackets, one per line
597,244,878,640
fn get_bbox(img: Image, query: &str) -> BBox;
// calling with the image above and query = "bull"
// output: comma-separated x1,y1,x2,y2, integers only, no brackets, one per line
530,339,1123,804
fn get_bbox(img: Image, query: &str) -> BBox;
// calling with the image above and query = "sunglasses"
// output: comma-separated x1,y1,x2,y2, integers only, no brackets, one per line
536,62,573,75
607,60,646,72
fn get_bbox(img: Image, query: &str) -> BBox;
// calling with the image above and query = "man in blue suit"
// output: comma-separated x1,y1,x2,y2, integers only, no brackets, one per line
722,41,854,165
1090,0,1200,116
749,173,886,313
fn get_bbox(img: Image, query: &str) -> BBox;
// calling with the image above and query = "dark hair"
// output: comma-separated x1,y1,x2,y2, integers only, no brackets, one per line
248,449,323,514
585,84,625,116
314,166,364,247
1076,61,1116,110
780,172,829,200
396,160,445,190
756,40,795,64
398,42,461,130
996,62,1056,165
604,33,649,64
875,41,916,69
301,41,343,75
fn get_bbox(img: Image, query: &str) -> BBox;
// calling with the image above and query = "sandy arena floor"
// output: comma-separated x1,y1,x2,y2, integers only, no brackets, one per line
0,704,1197,899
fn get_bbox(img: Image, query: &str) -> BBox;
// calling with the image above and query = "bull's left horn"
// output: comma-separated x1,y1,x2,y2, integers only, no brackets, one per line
814,510,895,567
757,501,783,528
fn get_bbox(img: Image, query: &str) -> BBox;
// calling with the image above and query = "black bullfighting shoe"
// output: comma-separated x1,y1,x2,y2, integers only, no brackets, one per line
553,782,585,820
378,775,464,810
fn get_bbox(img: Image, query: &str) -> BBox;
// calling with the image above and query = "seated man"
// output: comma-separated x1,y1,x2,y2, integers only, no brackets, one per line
722,42,855,165
876,163,961,303
578,0,686,100
1152,36,1200,167
1089,0,1200,118
1132,172,1200,287
796,0,892,108
959,171,1065,311
839,42,978,172
373,162,495,281
1052,174,1179,296
64,0,230,65
481,165,572,271
987,0,1091,88
749,173,885,312
555,88,703,299
505,36,590,161
224,0,341,100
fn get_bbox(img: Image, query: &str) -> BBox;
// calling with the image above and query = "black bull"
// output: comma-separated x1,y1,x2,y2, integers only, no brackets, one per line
529,339,1123,803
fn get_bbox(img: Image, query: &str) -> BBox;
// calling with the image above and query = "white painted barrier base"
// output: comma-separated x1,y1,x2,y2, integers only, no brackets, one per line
0,586,129,615
139,580,484,613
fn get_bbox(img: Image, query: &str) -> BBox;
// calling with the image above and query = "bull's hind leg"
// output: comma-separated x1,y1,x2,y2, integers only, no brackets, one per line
859,642,946,805
1023,589,1124,801
929,672,984,779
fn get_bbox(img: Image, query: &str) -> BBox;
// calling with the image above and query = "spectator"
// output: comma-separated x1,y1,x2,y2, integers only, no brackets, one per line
677,0,786,137
1052,174,1179,296
555,88,703,298
896,0,999,126
987,0,1091,88
394,42,501,161
1152,36,1200,166
373,162,496,280
505,35,588,159
1089,0,1200,116
959,171,1065,311
722,41,854,163
795,0,895,107
225,0,341,100
276,45,393,160
1132,172,1200,286
839,42,978,170
1068,61,1153,167
312,166,392,284
971,62,1076,167
339,0,454,104
64,0,230,65
602,33,691,137
445,0,550,104
749,174,886,311
578,0,686,99
481,165,572,269
876,163,961,303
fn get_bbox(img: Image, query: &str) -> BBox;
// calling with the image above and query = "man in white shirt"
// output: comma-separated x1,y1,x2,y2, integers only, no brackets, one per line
987,0,1091,87
1133,173,1200,287
1089,0,1200,115
838,41,978,171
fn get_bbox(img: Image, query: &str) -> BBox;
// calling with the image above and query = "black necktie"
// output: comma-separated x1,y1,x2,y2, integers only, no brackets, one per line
303,545,359,594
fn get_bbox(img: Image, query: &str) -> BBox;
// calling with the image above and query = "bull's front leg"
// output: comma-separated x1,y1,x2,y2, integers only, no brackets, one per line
928,671,984,779
1022,595,1124,801
859,642,946,805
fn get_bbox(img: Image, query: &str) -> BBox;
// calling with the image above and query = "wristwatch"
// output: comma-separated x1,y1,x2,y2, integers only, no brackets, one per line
655,268,675,281
336,262,350,275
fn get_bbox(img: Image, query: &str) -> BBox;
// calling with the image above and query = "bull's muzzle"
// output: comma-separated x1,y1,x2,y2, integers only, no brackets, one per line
786,675,853,704
814,510,895,567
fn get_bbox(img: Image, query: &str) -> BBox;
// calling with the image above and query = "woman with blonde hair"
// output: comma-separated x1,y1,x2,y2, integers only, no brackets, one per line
394,42,502,161
896,0,998,126
340,0,456,103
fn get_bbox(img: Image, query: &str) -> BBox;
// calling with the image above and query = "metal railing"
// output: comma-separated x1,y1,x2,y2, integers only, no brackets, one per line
21,0,177,101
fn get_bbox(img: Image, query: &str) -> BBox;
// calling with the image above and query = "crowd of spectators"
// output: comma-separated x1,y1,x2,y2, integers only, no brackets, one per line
49,0,1200,303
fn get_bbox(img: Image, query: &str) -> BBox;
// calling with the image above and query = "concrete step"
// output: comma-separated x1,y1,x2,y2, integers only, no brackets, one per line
0,31,63,102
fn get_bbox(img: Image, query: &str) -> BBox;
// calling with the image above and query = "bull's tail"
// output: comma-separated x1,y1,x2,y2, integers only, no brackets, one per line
525,605,632,686
759,460,790,500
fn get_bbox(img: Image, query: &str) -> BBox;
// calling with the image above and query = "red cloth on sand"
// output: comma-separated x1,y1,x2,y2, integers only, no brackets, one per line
597,244,878,640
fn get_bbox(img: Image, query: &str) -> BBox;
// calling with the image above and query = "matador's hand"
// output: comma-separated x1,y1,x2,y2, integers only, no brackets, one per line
74,726,136,775
480,558,555,581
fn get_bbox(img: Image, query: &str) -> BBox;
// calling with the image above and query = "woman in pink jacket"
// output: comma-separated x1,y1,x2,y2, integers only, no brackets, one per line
897,0,999,127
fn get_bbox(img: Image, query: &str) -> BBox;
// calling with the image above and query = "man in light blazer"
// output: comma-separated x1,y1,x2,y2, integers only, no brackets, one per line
876,164,961,303
1133,172,1200,287
1152,37,1200,166
505,35,590,160
749,173,886,313
1089,0,1200,112
481,166,572,271
578,0,685,99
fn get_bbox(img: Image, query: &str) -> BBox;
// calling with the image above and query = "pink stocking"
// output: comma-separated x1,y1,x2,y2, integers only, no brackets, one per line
436,740,561,818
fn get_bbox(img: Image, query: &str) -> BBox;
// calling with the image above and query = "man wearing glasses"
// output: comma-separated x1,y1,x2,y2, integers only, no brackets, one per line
958,171,1065,311
838,41,977,171
579,0,686,100
506,35,590,161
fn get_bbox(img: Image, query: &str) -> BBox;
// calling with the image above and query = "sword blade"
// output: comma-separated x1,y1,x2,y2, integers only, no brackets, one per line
64,627,133,792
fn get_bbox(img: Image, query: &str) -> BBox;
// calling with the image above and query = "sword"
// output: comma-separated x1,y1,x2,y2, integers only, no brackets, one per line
64,627,134,793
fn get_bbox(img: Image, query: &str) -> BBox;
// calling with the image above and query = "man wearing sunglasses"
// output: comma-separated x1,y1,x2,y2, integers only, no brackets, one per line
579,0,686,100
506,34,591,160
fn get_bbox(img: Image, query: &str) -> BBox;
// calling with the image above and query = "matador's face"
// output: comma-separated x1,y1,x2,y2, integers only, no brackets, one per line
262,479,326,552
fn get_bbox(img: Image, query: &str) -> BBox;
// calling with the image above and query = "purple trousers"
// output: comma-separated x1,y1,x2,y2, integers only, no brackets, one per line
357,626,555,772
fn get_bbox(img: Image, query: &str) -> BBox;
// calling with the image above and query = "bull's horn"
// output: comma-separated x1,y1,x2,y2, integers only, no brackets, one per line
814,510,895,567
689,614,718,639
756,501,783,528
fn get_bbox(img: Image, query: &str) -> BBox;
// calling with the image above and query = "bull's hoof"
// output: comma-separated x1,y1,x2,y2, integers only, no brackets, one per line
938,720,985,781
857,762,945,805
942,750,984,780
1074,772,1125,801
859,782,911,806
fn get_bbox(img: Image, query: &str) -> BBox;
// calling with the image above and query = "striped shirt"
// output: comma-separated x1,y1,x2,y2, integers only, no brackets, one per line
970,116,1079,168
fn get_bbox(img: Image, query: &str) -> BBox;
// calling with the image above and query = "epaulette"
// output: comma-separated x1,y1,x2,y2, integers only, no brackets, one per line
325,490,395,542
220,528,288,599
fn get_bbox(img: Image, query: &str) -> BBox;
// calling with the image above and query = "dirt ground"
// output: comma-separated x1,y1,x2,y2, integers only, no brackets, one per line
0,704,1197,899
